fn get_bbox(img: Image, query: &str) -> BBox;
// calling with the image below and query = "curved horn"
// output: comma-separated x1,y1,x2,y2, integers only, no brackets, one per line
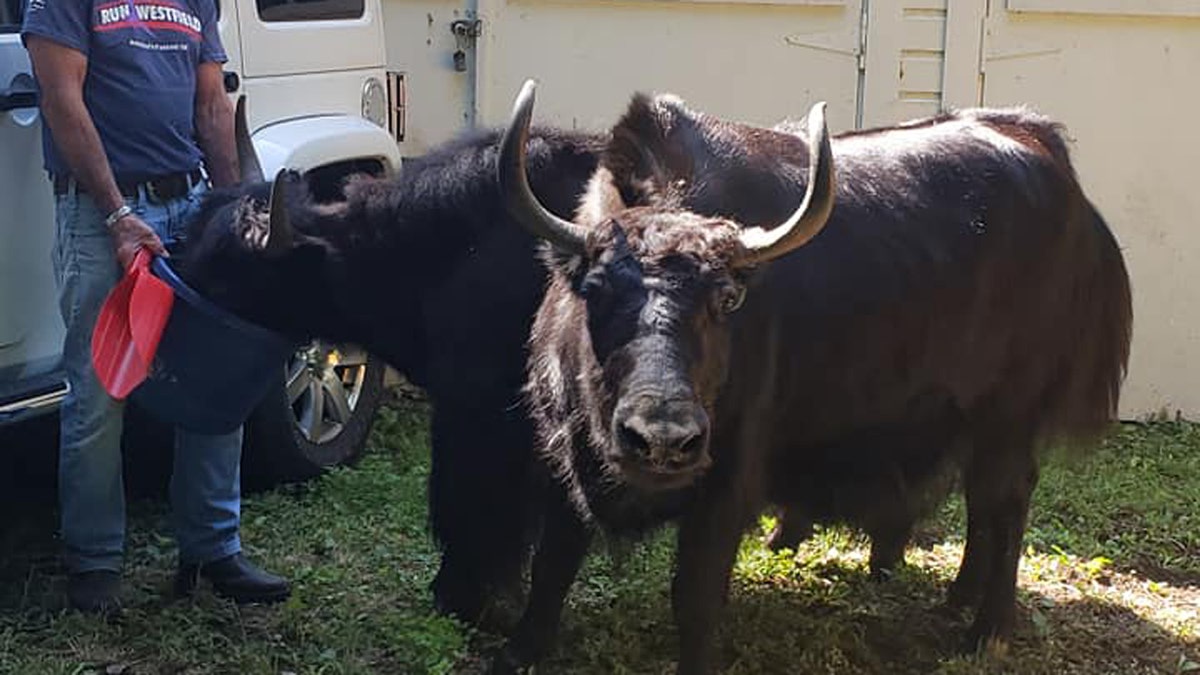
497,79,589,254
264,168,296,256
737,101,836,266
235,95,265,185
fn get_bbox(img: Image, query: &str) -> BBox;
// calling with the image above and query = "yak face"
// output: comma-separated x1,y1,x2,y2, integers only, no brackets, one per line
500,80,836,493
177,172,336,339
571,210,749,489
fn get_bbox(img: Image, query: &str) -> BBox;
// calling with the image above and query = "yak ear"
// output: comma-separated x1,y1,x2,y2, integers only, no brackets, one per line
231,171,306,256
232,191,273,253
600,92,705,210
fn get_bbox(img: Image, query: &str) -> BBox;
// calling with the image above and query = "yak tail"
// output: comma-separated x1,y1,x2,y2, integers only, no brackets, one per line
1047,199,1134,454
1091,202,1134,424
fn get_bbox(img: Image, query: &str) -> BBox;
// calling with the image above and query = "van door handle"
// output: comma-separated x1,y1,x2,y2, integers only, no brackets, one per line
0,85,38,112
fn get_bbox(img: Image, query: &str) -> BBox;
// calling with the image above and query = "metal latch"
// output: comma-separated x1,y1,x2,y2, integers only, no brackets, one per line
450,19,483,72
387,71,406,142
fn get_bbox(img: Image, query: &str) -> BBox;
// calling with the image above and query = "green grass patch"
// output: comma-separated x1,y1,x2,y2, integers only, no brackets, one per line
1,397,1197,674
922,420,1200,584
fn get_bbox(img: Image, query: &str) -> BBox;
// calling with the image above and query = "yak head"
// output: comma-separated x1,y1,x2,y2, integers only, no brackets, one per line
501,81,836,491
176,96,339,339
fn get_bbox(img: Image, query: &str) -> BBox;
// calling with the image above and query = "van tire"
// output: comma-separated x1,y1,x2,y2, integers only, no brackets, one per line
240,341,386,491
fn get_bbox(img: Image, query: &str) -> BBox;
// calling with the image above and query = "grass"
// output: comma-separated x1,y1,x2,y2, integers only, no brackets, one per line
1,393,1197,674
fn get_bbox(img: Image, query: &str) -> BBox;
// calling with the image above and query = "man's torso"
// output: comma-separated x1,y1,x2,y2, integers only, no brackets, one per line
23,0,225,180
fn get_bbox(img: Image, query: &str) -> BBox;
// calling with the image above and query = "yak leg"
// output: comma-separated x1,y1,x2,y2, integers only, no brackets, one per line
867,515,914,581
429,403,535,631
952,426,1039,653
945,494,992,611
672,487,757,675
765,507,813,552
489,493,591,675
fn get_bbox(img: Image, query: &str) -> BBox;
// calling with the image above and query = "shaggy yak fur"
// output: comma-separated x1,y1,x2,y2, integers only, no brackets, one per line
492,81,1133,675
174,117,605,629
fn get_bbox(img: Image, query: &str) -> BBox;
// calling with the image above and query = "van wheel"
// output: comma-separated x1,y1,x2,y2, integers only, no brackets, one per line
241,340,386,490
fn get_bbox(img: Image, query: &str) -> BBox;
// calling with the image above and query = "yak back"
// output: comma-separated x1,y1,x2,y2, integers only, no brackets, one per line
186,125,604,394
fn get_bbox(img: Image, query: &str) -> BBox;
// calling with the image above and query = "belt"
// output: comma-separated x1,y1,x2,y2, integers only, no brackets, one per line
52,168,206,203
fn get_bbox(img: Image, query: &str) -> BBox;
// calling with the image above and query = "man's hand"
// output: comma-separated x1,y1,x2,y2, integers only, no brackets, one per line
109,213,168,270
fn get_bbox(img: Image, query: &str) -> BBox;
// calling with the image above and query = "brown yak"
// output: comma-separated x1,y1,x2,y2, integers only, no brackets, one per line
486,80,1132,674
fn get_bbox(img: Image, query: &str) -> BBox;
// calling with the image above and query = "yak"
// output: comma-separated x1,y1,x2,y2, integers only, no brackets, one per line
176,95,913,638
172,97,606,630
489,80,1133,674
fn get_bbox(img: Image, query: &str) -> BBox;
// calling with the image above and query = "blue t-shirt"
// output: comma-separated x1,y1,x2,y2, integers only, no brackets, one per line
21,0,227,180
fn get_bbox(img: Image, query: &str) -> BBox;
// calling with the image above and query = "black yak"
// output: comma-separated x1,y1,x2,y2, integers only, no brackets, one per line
173,97,605,628
174,95,907,635
490,79,1133,674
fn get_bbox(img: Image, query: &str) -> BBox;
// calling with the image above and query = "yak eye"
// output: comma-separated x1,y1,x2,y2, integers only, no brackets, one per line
717,282,746,314
580,268,610,299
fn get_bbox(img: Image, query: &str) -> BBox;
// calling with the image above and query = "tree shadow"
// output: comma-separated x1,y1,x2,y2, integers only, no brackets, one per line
520,540,1199,675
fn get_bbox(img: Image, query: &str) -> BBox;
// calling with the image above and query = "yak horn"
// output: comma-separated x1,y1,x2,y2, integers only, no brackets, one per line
498,79,589,254
264,168,296,255
737,101,836,265
235,95,265,185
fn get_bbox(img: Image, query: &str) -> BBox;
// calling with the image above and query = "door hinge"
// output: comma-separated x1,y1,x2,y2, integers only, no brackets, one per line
857,1,870,72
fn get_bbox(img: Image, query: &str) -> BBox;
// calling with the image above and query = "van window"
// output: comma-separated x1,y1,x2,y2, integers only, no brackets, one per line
0,0,23,33
256,0,364,22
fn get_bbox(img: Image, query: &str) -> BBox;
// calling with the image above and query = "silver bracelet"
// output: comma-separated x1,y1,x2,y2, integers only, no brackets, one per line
104,204,133,230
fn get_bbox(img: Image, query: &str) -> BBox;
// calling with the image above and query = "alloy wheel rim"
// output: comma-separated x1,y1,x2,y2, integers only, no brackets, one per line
285,340,368,444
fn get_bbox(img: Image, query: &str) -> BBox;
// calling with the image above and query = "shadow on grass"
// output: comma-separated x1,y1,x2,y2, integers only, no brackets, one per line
524,541,1199,675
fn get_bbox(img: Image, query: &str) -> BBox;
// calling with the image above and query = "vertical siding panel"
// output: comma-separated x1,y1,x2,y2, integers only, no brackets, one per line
942,0,986,109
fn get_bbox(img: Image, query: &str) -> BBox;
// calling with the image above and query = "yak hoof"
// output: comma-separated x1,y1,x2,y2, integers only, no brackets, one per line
431,566,484,620
944,579,983,613
935,600,972,623
764,528,790,552
964,633,1011,660
431,567,524,635
984,636,1011,659
964,621,1013,659
431,586,485,626
486,647,536,675
764,518,811,552
868,566,895,583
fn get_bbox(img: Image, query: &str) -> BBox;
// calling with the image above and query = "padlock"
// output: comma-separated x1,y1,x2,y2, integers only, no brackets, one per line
453,49,467,72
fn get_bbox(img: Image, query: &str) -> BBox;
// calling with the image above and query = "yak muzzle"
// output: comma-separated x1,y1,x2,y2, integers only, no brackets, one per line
612,392,711,486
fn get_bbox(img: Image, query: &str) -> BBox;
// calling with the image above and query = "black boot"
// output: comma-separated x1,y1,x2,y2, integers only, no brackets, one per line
67,569,123,616
174,552,291,604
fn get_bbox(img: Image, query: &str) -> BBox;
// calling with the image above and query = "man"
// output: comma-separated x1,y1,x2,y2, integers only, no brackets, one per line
21,0,290,615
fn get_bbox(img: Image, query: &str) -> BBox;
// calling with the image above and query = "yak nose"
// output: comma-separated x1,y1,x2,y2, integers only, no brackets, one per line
615,398,708,467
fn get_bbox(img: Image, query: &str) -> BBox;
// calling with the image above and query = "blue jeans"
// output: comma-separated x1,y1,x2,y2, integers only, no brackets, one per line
53,177,243,574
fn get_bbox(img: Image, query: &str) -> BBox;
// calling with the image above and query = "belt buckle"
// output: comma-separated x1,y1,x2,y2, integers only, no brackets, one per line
145,179,163,204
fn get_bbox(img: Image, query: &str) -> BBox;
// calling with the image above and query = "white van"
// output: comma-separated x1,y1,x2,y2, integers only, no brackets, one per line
0,0,403,487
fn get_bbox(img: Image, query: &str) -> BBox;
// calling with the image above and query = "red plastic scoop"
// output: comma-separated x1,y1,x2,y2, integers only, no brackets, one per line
91,249,175,399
